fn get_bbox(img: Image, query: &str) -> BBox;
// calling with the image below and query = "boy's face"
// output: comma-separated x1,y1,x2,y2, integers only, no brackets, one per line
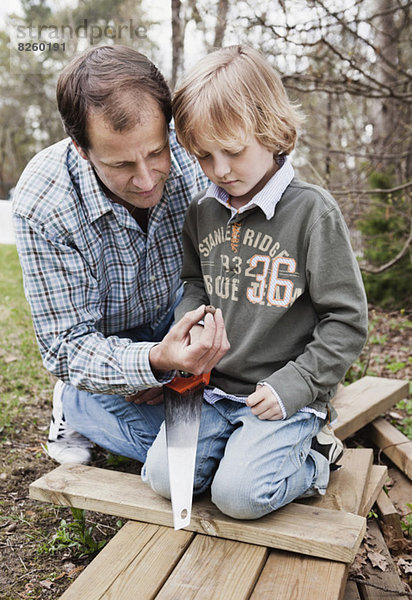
195,138,278,208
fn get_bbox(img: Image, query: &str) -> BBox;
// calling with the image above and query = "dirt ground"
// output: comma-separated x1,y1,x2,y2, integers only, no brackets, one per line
0,307,411,599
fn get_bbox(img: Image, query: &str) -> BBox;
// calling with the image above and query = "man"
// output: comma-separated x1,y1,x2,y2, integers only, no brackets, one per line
12,45,229,465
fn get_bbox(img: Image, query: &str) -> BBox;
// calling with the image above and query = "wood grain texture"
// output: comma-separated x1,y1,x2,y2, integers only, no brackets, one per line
359,465,388,518
367,417,412,480
250,550,348,600
155,534,267,600
59,521,193,600
30,463,365,563
376,490,404,539
332,377,409,440
298,448,373,514
357,520,410,600
250,449,373,600
343,580,362,600
101,526,194,599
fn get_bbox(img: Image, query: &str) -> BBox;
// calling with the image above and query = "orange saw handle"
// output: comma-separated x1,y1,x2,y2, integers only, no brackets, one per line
165,371,210,394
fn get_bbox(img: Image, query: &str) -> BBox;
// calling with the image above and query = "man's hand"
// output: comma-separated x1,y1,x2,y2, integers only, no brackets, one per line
246,385,283,420
149,305,230,376
126,387,163,405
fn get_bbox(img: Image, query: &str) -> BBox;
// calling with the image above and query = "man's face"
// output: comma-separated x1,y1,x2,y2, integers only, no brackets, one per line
77,103,171,209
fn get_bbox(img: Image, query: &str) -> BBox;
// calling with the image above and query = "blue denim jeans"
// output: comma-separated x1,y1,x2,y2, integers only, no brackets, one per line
61,290,182,462
142,400,330,519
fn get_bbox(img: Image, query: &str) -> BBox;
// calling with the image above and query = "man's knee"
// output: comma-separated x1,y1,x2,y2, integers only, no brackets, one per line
141,424,171,499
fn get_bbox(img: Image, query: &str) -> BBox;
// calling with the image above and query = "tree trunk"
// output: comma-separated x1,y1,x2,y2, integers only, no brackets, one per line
213,0,229,48
171,0,185,90
371,0,400,174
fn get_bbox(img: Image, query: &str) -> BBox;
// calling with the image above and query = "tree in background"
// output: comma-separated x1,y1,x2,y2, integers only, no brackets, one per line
1,0,410,308
357,171,411,309
190,0,411,307
0,0,154,194
170,0,230,88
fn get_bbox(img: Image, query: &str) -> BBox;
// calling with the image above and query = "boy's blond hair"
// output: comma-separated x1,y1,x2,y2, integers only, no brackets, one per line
173,45,304,157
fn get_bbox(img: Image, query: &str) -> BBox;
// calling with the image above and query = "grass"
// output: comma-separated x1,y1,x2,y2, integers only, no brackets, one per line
37,507,111,557
0,244,53,435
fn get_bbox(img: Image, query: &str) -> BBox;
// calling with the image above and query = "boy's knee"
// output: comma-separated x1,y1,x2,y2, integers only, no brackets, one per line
211,474,268,520
211,467,292,519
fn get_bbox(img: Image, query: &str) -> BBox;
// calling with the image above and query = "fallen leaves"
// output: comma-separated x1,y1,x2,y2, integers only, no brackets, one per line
367,550,388,571
398,558,412,575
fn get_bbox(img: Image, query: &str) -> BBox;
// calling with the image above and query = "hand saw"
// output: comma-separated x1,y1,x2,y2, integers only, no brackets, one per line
164,371,209,530
163,305,215,531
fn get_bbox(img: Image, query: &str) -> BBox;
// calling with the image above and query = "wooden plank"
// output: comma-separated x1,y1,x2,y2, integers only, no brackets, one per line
332,376,409,440
343,580,362,600
101,527,194,600
376,490,404,539
59,521,193,600
367,417,412,480
359,465,388,518
386,466,412,517
357,520,410,600
29,464,366,563
250,551,348,600
250,449,372,600
156,534,267,600
298,448,373,514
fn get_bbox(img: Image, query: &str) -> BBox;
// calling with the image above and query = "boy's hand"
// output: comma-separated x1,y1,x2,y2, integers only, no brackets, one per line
149,305,230,376
246,385,283,420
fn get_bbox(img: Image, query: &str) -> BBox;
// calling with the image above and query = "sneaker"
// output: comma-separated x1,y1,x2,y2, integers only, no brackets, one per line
312,425,343,470
46,380,93,464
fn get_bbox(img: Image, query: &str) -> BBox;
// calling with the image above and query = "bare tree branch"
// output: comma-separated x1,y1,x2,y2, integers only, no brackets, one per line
360,230,412,274
331,181,412,195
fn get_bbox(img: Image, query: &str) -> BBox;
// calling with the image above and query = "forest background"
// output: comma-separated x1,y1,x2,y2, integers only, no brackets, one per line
0,2,411,598
1,0,411,309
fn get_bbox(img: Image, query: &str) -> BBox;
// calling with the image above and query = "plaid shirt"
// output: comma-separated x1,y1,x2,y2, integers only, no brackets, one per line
12,128,207,394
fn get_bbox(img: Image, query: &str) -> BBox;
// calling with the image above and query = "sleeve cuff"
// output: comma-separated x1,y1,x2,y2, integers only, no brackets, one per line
120,341,175,390
258,381,288,420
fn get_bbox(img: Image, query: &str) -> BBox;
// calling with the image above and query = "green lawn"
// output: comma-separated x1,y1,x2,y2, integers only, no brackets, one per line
0,244,53,435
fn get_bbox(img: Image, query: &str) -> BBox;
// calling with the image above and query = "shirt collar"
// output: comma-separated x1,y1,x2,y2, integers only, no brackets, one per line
200,156,294,220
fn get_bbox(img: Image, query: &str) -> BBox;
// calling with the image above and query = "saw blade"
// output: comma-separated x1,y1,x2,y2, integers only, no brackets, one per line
164,384,203,530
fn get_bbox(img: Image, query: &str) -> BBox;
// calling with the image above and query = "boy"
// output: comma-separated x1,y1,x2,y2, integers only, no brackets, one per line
142,45,368,519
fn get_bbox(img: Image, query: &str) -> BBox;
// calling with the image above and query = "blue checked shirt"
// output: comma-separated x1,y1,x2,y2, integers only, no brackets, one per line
12,127,207,394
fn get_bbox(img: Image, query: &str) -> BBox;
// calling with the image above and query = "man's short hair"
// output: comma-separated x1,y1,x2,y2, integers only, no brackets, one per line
173,45,304,158
57,45,172,151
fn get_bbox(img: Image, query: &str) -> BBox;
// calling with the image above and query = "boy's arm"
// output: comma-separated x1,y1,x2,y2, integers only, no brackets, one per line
174,202,210,321
262,207,368,419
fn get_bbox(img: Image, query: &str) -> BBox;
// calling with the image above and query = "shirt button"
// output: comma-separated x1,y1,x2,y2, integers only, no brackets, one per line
156,304,161,309
150,275,156,282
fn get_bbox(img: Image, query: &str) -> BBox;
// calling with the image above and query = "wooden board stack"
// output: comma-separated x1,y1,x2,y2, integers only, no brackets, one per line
29,376,410,599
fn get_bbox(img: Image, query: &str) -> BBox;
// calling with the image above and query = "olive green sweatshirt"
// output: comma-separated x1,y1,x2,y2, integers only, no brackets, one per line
175,177,368,418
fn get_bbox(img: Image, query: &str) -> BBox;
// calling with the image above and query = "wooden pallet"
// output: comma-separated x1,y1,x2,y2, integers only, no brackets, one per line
29,376,408,599
30,449,376,600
